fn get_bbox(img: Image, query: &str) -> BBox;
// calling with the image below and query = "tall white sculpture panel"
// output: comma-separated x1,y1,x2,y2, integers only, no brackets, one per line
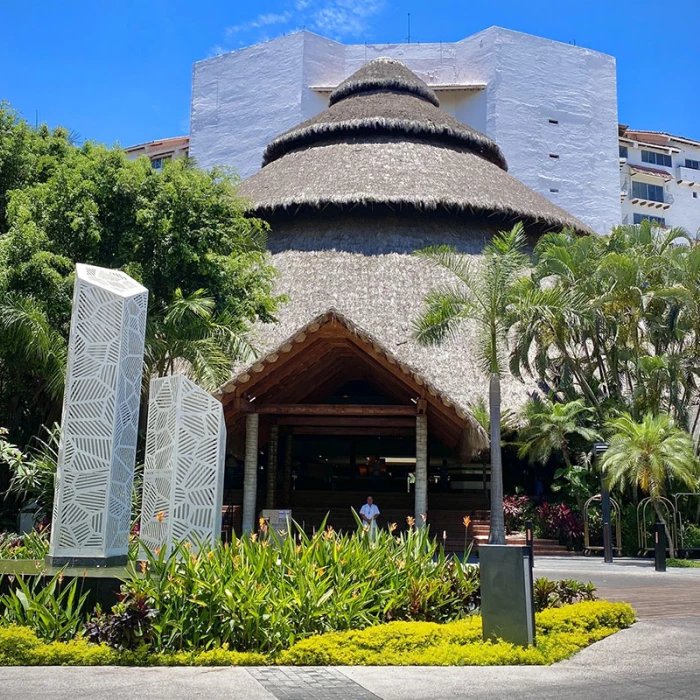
48,264,148,567
140,375,226,555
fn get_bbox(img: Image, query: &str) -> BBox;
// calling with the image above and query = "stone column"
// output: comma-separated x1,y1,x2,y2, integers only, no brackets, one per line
282,432,293,507
266,424,279,509
47,264,148,567
242,412,259,534
415,413,428,528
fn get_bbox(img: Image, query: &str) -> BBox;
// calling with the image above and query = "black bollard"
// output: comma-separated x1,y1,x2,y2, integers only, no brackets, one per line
654,522,667,572
525,519,534,569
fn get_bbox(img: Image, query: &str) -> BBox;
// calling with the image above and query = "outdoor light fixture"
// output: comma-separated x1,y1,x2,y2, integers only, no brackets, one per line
593,442,613,563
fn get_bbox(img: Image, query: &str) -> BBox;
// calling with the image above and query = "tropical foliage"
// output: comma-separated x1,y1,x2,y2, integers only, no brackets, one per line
0,103,281,445
508,223,700,442
415,223,529,544
601,412,700,555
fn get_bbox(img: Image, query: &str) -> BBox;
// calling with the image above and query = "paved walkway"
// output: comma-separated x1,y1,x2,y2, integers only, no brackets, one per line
2,558,699,700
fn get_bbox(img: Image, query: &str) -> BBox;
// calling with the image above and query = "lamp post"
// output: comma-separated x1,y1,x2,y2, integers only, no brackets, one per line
593,442,613,563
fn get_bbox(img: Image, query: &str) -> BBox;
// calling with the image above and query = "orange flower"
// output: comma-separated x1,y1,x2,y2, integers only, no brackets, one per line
420,513,427,523
140,560,148,574
463,515,472,529
155,546,162,556
57,571,64,585
406,516,415,528
207,551,214,560
250,533,258,543
156,511,165,523
388,522,397,533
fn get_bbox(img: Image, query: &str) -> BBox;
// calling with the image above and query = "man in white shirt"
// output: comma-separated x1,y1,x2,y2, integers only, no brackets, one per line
359,496,380,539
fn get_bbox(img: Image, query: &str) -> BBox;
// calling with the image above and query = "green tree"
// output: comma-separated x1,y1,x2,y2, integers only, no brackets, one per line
601,412,700,557
518,398,601,511
0,104,282,444
508,222,700,443
414,223,528,544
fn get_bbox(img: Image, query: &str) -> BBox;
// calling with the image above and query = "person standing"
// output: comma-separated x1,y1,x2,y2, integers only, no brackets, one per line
359,495,380,539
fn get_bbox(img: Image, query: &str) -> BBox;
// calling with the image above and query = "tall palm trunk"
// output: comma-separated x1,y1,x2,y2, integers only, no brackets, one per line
488,373,506,545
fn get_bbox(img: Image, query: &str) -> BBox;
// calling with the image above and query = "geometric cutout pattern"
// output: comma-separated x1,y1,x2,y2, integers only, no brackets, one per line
140,375,226,555
48,264,148,562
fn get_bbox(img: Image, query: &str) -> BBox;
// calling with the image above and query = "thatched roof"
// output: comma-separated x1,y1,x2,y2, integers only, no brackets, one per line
216,308,490,455
218,218,542,434
329,57,441,108
238,57,591,234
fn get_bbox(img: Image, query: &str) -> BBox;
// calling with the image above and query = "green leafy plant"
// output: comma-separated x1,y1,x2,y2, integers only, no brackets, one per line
121,520,480,654
533,577,597,612
0,572,89,642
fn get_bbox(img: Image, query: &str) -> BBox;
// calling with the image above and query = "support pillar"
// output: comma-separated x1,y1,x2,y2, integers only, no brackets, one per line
242,413,259,534
415,413,428,528
266,424,279,509
283,432,293,506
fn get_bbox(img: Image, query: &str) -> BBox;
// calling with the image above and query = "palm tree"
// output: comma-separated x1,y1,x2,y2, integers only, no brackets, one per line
414,223,528,545
601,412,700,557
144,288,256,391
518,398,601,511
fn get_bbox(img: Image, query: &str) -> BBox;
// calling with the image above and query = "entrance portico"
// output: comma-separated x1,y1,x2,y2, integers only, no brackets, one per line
215,310,488,535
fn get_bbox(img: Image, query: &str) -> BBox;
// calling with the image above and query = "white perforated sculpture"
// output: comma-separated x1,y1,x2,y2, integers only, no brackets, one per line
47,264,148,567
140,375,226,556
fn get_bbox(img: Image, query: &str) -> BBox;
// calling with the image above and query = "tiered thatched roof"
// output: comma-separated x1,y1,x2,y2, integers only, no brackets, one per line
239,57,591,235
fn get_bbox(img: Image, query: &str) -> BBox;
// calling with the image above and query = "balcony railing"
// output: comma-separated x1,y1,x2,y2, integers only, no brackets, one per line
677,165,700,185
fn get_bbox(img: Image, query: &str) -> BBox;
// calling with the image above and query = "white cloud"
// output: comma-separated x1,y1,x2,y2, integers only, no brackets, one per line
309,0,385,38
226,11,292,36
218,1,385,51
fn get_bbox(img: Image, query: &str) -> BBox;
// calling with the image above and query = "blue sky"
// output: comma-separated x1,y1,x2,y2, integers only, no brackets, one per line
1,1,698,148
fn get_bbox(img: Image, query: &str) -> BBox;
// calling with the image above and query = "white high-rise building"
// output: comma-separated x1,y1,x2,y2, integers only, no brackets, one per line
619,127,700,236
189,27,621,234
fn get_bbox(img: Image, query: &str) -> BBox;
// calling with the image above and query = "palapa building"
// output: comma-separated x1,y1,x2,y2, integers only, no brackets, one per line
214,58,590,538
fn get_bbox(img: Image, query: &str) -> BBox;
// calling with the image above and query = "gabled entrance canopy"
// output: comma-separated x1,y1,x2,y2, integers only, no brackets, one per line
215,310,487,452
214,310,487,534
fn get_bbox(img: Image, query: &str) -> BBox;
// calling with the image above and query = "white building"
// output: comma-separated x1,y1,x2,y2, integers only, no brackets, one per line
619,127,700,236
189,27,620,234
124,136,189,170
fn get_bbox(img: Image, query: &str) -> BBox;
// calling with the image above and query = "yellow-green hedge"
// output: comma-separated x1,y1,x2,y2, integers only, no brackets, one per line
0,601,634,667
0,626,266,667
277,601,636,666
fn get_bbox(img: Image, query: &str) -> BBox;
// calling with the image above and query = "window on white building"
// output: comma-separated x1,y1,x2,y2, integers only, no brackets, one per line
632,181,664,202
685,158,700,170
150,155,172,170
634,213,665,226
641,150,672,168
619,145,628,158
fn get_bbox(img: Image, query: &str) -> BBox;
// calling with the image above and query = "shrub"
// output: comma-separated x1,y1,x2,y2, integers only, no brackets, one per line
535,502,583,548
121,521,480,654
0,529,50,560
85,591,157,650
278,601,635,666
503,495,530,534
667,558,700,568
533,578,596,612
0,571,89,641
0,625,265,666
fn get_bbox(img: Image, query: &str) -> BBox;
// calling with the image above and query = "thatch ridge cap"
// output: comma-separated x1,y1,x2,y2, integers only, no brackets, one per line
329,57,440,108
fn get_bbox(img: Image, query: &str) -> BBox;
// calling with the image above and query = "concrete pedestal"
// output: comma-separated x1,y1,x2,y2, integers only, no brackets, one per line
480,544,535,647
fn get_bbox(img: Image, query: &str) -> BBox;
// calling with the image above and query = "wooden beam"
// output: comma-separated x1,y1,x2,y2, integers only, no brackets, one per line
257,404,416,416
276,416,415,427
292,426,414,436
